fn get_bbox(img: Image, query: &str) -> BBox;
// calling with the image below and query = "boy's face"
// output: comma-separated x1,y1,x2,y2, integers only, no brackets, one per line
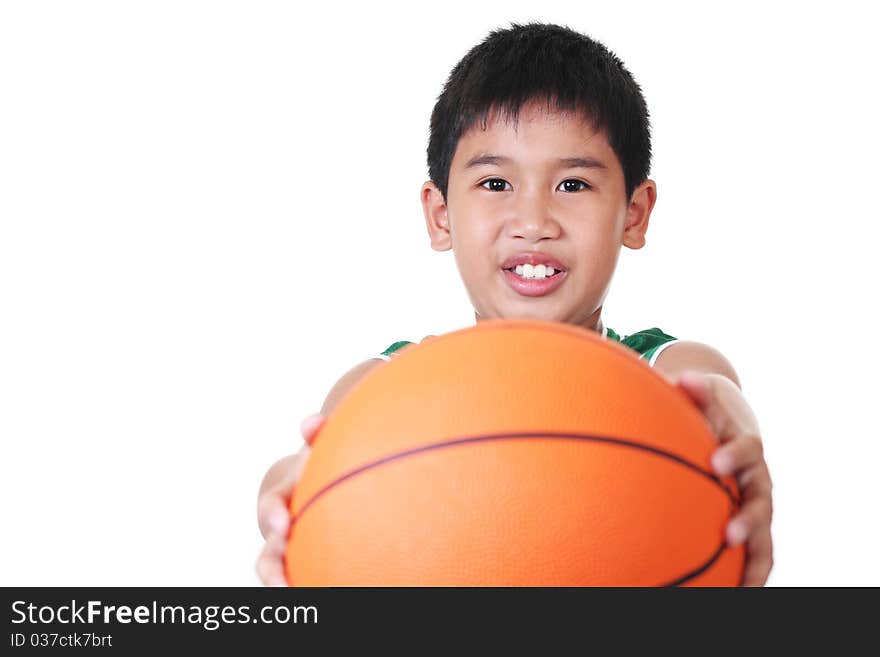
422,99,656,332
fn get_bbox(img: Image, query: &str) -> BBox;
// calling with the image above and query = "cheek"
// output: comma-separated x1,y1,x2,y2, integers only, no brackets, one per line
573,226,614,253
452,214,496,250
570,228,620,275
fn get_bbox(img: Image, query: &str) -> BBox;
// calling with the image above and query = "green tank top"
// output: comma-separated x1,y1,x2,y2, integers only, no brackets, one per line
377,326,679,368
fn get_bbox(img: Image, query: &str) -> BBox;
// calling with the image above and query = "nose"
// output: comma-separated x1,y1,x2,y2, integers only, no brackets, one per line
507,190,561,242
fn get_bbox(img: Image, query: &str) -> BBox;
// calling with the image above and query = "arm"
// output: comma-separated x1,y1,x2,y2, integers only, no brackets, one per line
255,357,386,585
259,337,430,508
257,357,385,534
653,341,773,586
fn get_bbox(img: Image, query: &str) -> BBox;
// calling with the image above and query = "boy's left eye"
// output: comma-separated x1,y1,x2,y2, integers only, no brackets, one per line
559,179,590,192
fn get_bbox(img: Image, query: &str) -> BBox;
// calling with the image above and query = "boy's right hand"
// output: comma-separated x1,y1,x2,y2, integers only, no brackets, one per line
256,413,325,586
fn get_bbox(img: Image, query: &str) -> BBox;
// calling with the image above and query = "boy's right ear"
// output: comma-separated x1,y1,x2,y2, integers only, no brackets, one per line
421,181,452,252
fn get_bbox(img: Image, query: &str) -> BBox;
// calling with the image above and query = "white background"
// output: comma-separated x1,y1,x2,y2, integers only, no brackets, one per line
1,1,877,586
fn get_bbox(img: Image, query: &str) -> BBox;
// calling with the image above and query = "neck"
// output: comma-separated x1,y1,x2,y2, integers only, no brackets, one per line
472,310,605,334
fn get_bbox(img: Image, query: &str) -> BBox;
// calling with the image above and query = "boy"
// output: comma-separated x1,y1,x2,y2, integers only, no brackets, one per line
257,22,773,586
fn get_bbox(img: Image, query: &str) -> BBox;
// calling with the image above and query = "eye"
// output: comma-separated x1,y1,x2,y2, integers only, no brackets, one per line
558,179,591,193
479,178,511,192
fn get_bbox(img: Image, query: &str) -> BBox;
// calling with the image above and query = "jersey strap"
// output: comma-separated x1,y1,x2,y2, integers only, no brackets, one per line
605,327,680,367
375,340,414,361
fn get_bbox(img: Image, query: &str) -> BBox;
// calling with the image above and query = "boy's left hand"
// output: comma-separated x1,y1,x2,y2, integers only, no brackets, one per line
673,370,774,586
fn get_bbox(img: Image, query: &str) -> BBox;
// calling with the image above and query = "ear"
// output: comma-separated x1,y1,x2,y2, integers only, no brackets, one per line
421,181,452,252
621,179,657,250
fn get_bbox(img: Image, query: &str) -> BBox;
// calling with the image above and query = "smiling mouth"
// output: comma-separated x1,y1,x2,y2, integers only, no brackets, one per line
500,267,568,297
502,267,565,279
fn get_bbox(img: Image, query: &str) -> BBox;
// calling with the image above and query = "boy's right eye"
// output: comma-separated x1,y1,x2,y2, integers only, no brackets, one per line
479,178,511,192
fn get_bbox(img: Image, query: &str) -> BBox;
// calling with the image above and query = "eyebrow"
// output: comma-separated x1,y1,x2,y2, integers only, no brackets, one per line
463,154,608,170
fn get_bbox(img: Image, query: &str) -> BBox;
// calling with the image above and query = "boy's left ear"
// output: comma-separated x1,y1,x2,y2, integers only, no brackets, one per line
622,179,657,250
421,181,452,252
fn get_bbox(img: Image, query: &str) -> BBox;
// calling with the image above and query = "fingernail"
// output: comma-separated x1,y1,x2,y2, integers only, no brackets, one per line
728,521,747,546
269,510,290,535
712,451,733,476
300,414,323,435
300,415,315,434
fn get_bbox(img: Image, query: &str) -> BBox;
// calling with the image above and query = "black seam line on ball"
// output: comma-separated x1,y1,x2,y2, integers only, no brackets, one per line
660,541,728,587
292,432,739,526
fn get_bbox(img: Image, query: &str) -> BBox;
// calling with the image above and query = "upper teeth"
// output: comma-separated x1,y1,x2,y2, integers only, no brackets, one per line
512,264,556,279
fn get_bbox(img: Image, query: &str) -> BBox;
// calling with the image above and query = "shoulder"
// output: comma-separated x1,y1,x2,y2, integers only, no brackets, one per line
608,326,740,388
651,340,741,388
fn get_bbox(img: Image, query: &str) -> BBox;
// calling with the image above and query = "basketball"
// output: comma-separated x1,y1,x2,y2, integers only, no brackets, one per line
285,318,744,586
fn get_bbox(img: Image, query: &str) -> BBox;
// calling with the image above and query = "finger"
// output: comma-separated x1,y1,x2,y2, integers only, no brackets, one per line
738,459,773,499
257,491,291,539
726,494,773,547
300,413,326,447
675,370,713,409
675,371,761,443
256,532,289,586
673,371,727,437
740,526,774,587
711,435,764,477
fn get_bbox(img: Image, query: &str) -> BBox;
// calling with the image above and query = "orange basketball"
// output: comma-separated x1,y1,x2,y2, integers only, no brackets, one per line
285,318,744,586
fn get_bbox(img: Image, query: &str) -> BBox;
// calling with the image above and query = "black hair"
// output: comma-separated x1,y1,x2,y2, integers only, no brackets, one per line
427,22,652,202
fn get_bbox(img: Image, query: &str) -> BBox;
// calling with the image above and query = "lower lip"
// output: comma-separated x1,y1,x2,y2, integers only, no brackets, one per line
502,268,567,297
